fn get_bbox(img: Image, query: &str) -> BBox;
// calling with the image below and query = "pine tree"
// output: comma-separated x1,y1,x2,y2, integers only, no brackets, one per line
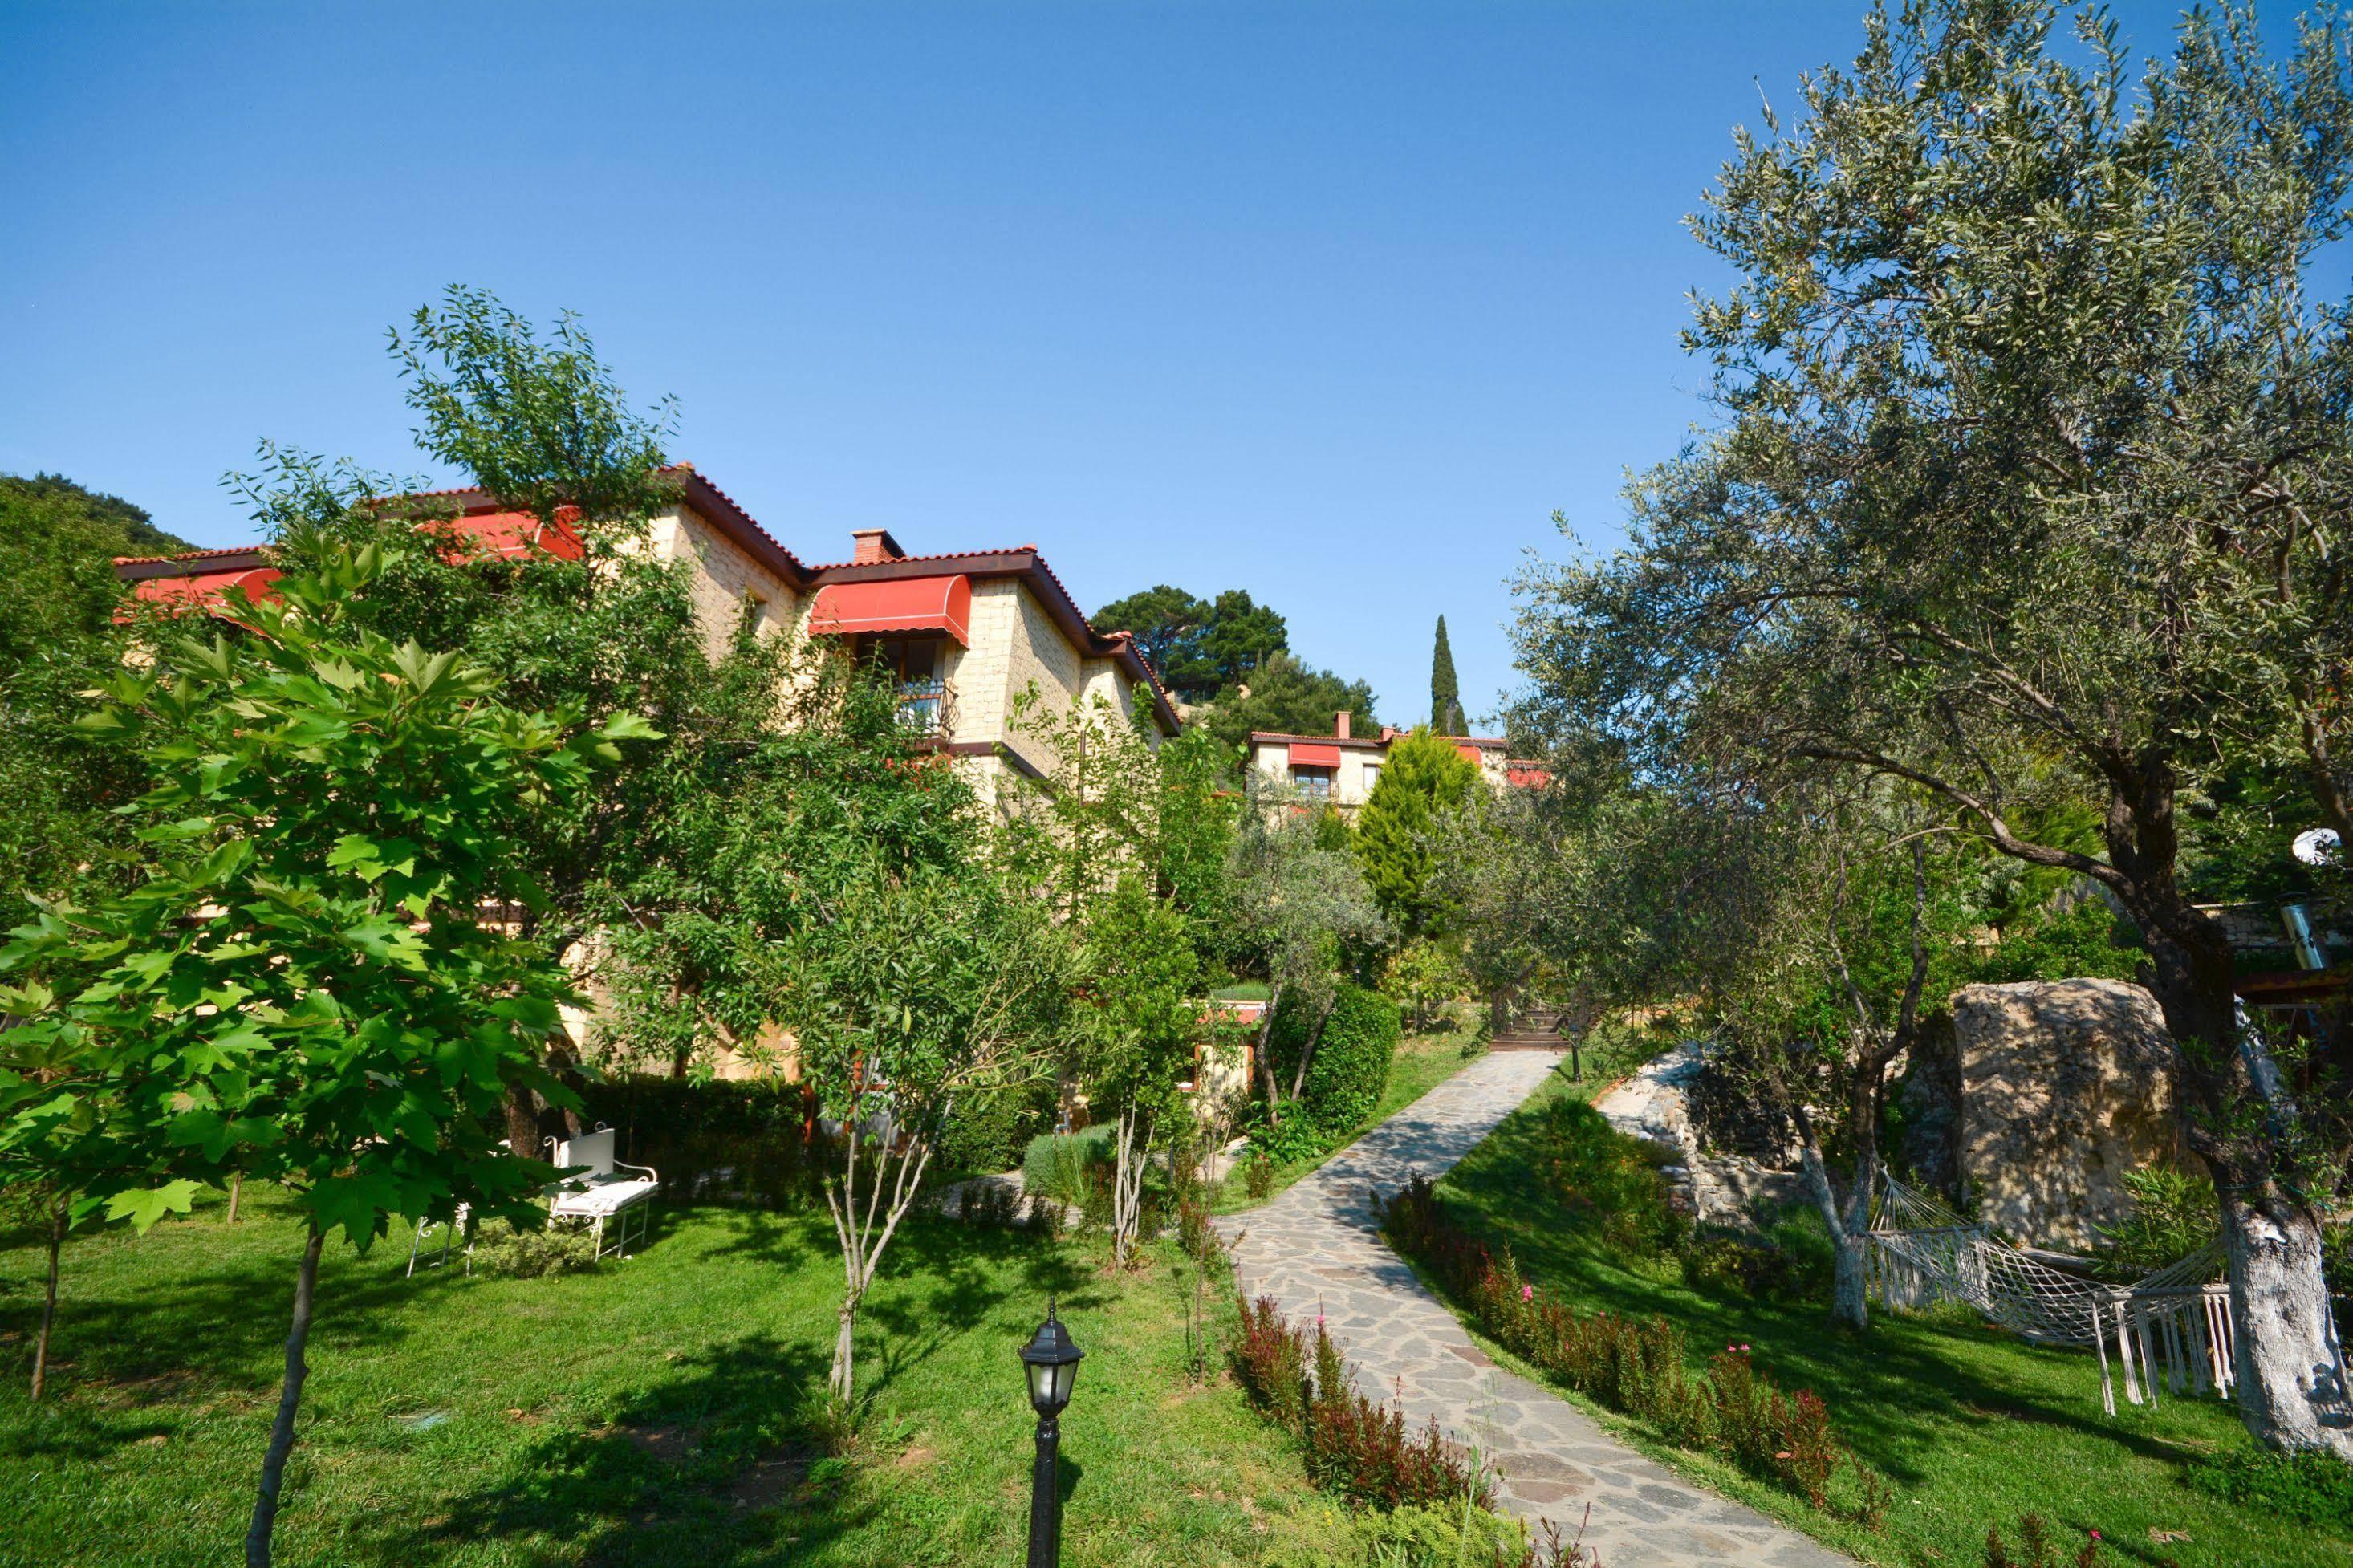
1430,615,1461,733
1354,728,1479,937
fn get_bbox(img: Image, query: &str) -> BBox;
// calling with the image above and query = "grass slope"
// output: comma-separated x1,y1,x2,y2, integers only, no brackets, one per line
1427,1065,2343,1568
0,1187,1379,1568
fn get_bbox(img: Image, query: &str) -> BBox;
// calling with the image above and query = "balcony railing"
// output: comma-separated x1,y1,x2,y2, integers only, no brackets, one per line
896,678,954,738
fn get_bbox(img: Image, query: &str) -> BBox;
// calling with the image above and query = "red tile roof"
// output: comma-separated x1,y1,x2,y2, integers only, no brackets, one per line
108,469,1178,732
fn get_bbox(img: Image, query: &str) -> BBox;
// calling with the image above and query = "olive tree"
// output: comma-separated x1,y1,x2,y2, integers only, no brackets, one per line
1223,777,1387,1122
1514,0,2353,1452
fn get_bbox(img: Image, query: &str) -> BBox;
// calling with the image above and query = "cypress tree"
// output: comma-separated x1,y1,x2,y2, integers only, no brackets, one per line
1429,615,1461,733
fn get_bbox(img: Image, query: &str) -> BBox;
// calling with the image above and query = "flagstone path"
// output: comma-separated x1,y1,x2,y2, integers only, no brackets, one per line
1217,1049,1855,1568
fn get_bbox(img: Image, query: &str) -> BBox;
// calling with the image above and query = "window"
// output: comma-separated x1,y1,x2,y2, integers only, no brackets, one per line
871,636,949,734
1361,762,1382,794
1290,765,1334,800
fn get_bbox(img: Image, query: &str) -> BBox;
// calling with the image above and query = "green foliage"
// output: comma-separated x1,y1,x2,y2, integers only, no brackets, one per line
1091,584,1289,704
1005,689,1228,1188
1270,982,1400,1139
1198,651,1380,762
391,283,681,530
469,1217,602,1278
935,1072,1055,1180
2187,1447,2353,1529
1225,776,1388,1122
1429,615,1461,734
571,1077,823,1208
1022,1123,1116,1204
596,656,987,1075
1263,1500,1532,1568
1381,936,1468,1032
0,539,618,1247
2091,1166,2218,1283
1534,1099,1690,1257
4,471,190,555
1962,896,2142,989
1355,728,1481,937
1680,1212,1835,1305
0,473,177,930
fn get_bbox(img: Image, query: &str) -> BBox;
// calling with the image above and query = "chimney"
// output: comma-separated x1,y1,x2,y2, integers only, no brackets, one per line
1335,711,1351,740
850,527,906,566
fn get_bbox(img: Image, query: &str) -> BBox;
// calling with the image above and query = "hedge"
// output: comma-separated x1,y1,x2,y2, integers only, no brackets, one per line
575,1075,823,1208
1267,981,1400,1138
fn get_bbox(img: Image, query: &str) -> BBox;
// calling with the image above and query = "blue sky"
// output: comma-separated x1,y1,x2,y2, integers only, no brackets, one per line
2,2,2211,725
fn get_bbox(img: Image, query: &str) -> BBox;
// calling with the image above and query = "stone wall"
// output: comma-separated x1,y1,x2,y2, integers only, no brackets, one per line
1951,978,2184,1251
646,505,799,661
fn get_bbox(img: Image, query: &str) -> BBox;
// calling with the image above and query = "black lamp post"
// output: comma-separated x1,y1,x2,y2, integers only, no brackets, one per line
1019,1301,1083,1568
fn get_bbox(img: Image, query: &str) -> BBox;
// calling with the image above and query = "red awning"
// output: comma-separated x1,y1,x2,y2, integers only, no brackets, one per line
1288,742,1343,768
434,509,585,563
125,567,283,623
807,575,973,646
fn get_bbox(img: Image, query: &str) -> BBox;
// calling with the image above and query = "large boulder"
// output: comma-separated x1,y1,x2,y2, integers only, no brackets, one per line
1951,979,2186,1251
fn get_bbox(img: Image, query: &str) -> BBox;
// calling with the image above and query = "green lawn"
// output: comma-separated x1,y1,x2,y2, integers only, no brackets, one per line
1217,1014,1484,1213
1424,1064,2343,1568
0,1187,1392,1568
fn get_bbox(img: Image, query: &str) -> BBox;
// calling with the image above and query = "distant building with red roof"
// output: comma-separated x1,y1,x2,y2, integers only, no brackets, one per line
1246,710,1550,811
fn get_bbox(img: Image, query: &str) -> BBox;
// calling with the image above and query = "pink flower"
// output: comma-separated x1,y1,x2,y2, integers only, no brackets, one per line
2089,1530,2101,1541
1740,1343,1750,1352
1521,1285,1534,1302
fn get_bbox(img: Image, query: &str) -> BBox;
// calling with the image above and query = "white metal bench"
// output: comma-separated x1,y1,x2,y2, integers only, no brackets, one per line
548,1126,660,1260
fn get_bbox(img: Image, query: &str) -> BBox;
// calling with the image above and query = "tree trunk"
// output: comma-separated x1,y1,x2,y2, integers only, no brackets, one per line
1286,1003,1335,1104
821,1115,933,1410
2107,778,2353,1459
2219,1185,2353,1454
503,1086,542,1158
30,1194,63,1402
1110,1103,1147,1269
1831,1230,1870,1330
829,1294,860,1403
246,1223,326,1568
226,1172,243,1225
1255,981,1285,1123
1789,1100,1870,1332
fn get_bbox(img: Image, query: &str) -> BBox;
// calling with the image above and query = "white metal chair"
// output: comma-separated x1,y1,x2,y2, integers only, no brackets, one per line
408,1204,473,1277
548,1125,660,1260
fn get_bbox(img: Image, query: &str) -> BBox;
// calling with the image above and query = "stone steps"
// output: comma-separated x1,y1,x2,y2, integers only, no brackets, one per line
1491,1012,1567,1051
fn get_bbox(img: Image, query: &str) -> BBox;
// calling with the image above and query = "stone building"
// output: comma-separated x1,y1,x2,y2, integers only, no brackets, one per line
115,465,1181,811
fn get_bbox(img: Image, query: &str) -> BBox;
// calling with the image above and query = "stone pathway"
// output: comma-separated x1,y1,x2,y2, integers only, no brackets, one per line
1217,1050,1853,1568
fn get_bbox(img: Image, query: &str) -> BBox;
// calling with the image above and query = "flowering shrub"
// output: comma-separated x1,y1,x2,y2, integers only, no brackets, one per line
1379,1172,1869,1513
1231,1294,1493,1512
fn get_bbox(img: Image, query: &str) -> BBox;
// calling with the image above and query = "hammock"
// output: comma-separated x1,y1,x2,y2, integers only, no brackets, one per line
1866,1172,2237,1415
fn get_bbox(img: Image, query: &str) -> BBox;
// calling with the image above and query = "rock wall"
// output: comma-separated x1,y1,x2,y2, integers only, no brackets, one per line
1597,1042,1808,1229
1951,978,2184,1251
